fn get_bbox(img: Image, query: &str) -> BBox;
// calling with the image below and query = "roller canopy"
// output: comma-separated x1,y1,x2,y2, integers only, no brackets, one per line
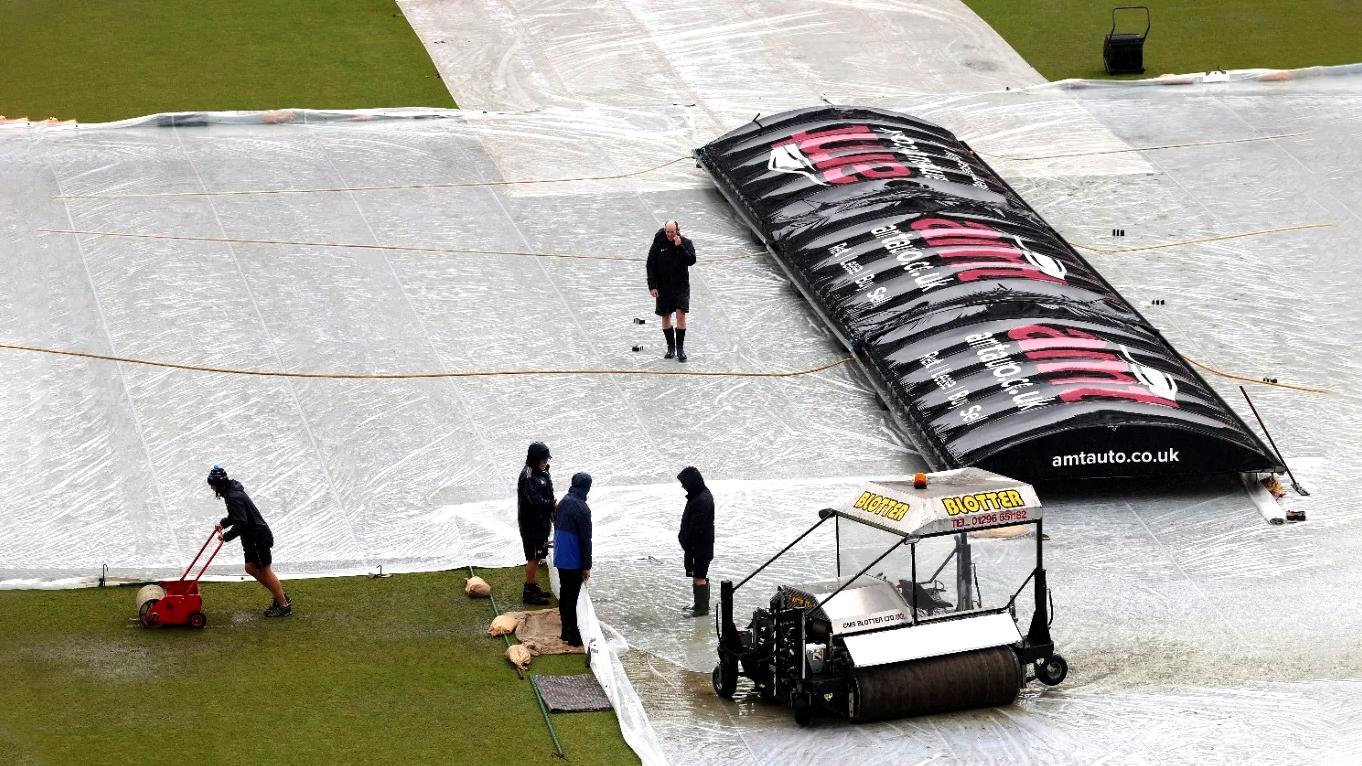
696,106,1283,480
837,468,1040,537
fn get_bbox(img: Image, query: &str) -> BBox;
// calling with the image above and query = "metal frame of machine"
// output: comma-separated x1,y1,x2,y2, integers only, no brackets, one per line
713,468,1068,725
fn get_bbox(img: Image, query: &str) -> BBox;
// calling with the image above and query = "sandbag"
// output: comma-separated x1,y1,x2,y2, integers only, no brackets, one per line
506,644,533,670
515,607,586,655
464,576,491,597
488,612,522,636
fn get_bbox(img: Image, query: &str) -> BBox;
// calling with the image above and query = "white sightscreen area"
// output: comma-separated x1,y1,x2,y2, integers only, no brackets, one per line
3,0,1362,763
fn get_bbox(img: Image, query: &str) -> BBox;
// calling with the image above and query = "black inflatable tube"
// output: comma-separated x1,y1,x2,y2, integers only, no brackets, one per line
696,106,1281,480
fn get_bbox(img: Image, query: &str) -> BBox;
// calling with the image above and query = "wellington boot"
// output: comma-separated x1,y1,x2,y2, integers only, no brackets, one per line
685,583,710,618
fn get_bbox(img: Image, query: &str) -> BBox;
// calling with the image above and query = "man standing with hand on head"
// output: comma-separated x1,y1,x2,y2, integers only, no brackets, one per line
646,219,697,362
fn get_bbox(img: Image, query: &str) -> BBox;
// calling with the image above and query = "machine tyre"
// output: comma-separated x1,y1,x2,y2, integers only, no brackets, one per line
1036,655,1068,686
188,611,207,630
712,663,737,699
793,695,814,727
139,600,160,628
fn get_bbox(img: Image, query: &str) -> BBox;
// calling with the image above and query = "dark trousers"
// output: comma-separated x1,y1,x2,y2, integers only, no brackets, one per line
558,568,584,645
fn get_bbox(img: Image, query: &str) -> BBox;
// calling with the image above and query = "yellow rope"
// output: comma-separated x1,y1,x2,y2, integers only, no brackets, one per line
1068,223,1331,253
52,156,694,199
2,338,1318,395
42,223,1325,262
1180,353,1328,395
0,341,852,381
36,228,759,264
976,131,1308,162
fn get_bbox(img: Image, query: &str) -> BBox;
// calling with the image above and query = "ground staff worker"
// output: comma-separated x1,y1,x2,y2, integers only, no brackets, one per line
677,466,714,618
553,473,594,647
646,220,697,362
517,442,555,606
208,465,291,617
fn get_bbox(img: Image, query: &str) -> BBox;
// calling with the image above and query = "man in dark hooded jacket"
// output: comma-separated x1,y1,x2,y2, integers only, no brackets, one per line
677,466,714,618
553,472,593,647
646,220,697,362
517,442,555,605
208,465,290,617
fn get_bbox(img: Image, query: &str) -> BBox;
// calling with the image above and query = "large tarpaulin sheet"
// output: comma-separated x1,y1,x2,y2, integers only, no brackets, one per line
4,0,1362,758
696,106,1283,480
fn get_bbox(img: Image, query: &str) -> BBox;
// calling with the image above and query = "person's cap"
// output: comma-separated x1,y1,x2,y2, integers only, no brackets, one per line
207,465,229,485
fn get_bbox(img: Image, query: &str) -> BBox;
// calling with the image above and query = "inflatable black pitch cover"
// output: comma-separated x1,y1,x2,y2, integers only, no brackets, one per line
696,106,1282,479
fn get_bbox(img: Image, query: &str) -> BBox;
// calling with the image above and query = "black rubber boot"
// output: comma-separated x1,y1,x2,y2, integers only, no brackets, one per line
686,582,710,617
663,327,676,359
523,583,550,605
676,328,687,363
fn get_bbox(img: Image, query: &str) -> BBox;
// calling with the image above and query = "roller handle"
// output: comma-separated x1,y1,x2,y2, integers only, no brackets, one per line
179,526,227,584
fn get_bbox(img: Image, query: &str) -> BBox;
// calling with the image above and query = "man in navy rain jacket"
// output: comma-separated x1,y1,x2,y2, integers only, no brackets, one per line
553,472,593,647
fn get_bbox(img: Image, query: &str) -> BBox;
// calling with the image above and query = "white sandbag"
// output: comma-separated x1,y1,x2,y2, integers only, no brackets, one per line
465,576,491,597
488,612,522,636
506,644,533,670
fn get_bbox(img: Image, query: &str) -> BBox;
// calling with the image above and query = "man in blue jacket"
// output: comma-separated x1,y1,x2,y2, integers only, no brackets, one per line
553,472,593,647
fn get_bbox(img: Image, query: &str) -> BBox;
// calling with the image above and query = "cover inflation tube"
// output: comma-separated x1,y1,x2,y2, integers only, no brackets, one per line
695,107,1282,480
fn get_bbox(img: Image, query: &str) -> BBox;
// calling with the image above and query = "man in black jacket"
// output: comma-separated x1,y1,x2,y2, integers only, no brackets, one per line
517,442,555,606
646,220,697,362
677,466,714,618
208,465,291,617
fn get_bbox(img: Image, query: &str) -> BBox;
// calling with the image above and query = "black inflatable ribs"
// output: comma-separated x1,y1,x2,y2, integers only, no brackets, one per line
696,106,1281,480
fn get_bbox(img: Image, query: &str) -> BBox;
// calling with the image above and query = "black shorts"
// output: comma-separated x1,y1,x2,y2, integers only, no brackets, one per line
241,532,274,569
684,552,710,580
655,290,690,316
522,536,549,562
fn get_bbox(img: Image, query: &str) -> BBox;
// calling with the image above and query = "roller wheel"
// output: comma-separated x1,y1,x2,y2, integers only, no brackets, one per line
712,663,736,699
1036,655,1068,686
139,600,160,628
188,611,207,630
793,695,814,727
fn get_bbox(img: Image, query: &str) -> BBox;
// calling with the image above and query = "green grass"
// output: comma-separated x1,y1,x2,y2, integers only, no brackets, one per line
0,568,638,766
962,1,1362,80
0,0,456,122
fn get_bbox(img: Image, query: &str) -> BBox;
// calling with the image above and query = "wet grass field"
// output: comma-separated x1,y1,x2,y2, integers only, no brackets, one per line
0,0,456,122
0,567,637,765
963,0,1362,80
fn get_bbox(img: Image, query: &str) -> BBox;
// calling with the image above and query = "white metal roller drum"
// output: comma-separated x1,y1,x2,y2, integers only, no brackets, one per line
136,584,165,623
